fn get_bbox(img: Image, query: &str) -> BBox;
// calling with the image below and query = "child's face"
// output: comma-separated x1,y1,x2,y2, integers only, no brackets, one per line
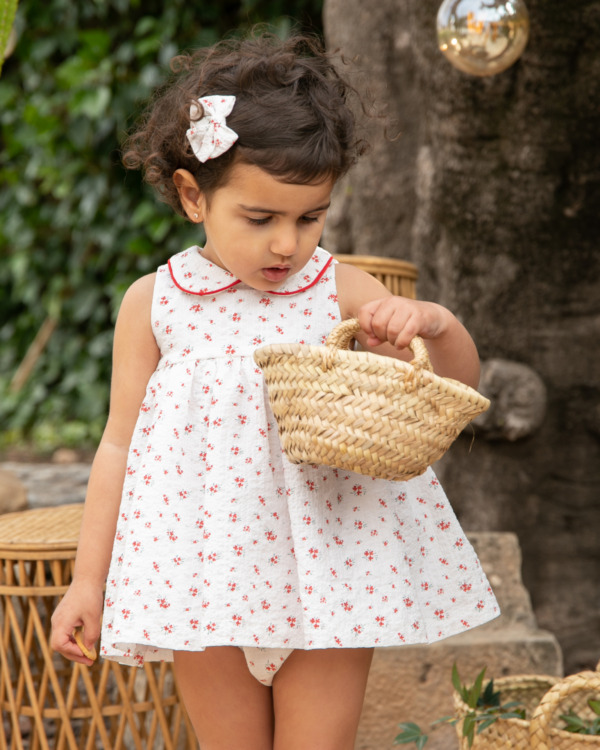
196,163,333,291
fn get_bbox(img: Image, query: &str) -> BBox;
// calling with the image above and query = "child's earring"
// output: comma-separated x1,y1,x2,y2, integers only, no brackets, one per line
193,212,199,220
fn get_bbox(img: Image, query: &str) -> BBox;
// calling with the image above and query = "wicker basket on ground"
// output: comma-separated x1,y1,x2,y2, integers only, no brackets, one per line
453,663,600,749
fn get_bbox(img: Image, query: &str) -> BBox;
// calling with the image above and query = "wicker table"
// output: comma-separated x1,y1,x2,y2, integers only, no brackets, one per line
0,503,195,750
333,254,418,299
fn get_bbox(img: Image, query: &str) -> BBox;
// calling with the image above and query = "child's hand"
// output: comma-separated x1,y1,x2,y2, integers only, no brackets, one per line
50,581,104,665
357,296,450,351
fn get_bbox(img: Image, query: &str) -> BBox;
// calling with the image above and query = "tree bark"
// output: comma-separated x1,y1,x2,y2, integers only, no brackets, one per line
324,0,600,674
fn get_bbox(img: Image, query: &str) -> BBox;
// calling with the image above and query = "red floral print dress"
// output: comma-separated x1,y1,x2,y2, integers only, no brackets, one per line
100,246,499,666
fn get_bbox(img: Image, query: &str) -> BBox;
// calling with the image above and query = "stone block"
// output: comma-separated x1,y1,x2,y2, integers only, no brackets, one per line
0,469,28,515
355,532,563,750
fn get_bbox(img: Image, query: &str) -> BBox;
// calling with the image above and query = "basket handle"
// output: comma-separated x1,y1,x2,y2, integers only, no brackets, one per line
326,318,433,372
529,670,600,749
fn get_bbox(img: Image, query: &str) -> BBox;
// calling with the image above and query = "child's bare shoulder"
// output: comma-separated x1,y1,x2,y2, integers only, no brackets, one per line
334,261,390,319
114,273,157,341
117,273,156,317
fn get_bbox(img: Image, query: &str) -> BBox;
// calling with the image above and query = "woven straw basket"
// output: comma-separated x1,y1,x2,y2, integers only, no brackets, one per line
253,318,490,481
454,664,600,749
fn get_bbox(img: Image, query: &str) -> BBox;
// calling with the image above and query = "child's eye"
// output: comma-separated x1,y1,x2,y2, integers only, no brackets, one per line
247,216,271,226
300,215,320,224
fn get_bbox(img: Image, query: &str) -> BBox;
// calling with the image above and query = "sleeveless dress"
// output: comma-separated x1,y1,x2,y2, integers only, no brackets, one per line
101,246,499,666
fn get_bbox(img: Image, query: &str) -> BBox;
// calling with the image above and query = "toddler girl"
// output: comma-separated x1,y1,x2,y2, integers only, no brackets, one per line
51,32,498,750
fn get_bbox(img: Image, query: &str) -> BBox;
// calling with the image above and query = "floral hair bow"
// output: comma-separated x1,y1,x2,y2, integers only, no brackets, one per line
186,95,238,163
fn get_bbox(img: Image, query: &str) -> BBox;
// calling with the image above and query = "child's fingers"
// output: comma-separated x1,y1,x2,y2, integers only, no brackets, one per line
51,625,95,665
72,627,98,662
358,298,414,350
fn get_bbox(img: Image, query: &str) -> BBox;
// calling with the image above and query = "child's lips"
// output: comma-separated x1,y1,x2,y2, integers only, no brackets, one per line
262,266,291,282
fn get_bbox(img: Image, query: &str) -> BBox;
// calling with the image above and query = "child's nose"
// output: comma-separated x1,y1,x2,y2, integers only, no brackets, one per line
271,226,298,257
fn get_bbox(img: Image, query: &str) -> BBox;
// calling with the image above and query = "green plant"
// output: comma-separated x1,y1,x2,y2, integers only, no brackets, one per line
560,699,600,735
395,665,600,748
0,0,19,77
394,665,526,748
0,0,323,451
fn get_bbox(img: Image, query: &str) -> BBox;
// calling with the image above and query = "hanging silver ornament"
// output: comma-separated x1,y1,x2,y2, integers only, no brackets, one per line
437,0,530,77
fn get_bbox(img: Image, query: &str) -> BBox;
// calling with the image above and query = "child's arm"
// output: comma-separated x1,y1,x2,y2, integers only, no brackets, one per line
335,262,481,389
50,273,159,664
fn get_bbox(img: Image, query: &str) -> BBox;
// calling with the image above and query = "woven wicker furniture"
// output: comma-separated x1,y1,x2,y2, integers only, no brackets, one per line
0,503,195,750
332,254,418,299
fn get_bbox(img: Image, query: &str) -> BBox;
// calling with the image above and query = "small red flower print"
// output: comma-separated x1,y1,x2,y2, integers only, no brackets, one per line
375,616,385,627
259,297,272,306
122,609,131,620
158,598,170,609
341,601,353,612
310,618,321,629
232,614,243,626
287,617,296,628
434,609,445,619
265,531,277,542
308,547,319,559
206,622,217,632
455,537,464,548
404,597,413,608
353,625,362,635
437,520,451,531
460,583,472,592
190,619,199,630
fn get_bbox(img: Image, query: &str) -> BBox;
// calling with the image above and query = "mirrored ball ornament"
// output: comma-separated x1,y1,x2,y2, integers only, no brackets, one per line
437,0,530,76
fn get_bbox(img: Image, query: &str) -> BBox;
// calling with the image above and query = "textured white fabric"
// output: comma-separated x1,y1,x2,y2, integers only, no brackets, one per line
186,95,238,162
101,245,500,667
242,647,294,686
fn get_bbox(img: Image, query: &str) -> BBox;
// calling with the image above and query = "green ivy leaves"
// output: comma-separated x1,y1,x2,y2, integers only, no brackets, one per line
0,0,323,451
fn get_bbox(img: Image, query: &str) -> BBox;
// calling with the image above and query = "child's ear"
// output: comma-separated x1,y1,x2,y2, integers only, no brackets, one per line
173,169,204,222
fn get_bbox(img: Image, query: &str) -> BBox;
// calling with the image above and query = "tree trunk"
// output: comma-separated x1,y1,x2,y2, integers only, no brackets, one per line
324,0,600,674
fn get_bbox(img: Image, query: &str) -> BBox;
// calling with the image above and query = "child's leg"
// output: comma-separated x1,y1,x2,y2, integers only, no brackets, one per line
272,647,374,750
173,647,274,750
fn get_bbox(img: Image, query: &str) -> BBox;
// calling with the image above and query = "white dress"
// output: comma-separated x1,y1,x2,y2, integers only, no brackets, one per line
101,246,499,666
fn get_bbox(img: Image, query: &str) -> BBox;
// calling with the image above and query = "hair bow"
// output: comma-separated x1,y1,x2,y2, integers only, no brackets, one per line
186,95,238,163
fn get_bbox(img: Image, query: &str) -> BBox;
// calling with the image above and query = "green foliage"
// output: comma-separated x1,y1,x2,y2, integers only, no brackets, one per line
560,699,600,735
0,0,323,451
0,0,19,77
394,665,526,749
395,664,600,747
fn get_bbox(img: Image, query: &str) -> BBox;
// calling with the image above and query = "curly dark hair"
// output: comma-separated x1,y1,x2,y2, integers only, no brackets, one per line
122,31,368,216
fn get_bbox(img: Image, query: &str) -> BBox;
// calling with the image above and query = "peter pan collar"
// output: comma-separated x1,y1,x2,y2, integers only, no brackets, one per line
167,245,334,296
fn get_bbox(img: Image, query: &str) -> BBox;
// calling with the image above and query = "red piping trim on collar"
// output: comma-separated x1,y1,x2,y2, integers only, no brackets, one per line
168,257,242,297
167,254,334,297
